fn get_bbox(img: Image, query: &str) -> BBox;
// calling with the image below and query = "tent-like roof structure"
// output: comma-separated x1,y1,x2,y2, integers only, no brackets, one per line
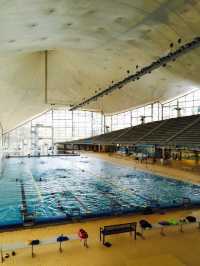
0,0,200,132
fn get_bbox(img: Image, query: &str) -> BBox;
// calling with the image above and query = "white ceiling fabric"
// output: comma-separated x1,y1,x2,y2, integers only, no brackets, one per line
0,0,200,131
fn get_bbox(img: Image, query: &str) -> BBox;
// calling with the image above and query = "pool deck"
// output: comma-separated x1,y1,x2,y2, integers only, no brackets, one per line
1,152,200,266
85,152,200,185
0,209,200,266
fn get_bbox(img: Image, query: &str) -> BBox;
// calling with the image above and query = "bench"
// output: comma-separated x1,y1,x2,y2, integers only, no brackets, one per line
100,222,137,244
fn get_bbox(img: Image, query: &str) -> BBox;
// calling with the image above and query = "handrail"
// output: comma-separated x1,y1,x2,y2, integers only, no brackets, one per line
134,120,167,144
110,127,133,144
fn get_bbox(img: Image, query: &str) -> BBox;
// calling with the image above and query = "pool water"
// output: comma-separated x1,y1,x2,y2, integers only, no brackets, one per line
0,156,200,228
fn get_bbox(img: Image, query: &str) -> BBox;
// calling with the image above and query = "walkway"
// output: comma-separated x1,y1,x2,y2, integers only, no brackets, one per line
0,209,199,266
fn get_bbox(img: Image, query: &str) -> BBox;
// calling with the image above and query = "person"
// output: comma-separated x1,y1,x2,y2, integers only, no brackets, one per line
78,228,88,248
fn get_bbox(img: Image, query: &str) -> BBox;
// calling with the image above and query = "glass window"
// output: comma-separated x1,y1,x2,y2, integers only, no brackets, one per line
4,89,200,155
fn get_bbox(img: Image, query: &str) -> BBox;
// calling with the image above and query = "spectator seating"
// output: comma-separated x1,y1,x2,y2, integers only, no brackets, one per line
63,114,200,146
170,116,200,146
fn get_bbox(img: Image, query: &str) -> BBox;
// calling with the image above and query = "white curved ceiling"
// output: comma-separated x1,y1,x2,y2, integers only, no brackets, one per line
0,0,200,132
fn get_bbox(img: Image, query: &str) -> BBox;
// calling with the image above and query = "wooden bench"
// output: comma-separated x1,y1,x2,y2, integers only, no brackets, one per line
100,222,137,244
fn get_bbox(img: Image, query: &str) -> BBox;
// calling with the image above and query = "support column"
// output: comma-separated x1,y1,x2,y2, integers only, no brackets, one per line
0,122,3,146
72,111,74,138
161,104,164,120
44,50,48,104
91,112,94,136
151,103,153,122
51,109,54,155
102,112,105,134
0,122,3,176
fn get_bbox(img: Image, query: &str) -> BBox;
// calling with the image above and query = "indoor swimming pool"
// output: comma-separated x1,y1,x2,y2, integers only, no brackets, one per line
1,155,200,228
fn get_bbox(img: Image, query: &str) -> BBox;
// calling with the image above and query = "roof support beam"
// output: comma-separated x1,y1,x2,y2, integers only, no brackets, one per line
70,37,200,111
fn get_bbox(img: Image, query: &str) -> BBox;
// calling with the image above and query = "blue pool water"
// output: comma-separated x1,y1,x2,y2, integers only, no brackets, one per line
0,155,200,228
